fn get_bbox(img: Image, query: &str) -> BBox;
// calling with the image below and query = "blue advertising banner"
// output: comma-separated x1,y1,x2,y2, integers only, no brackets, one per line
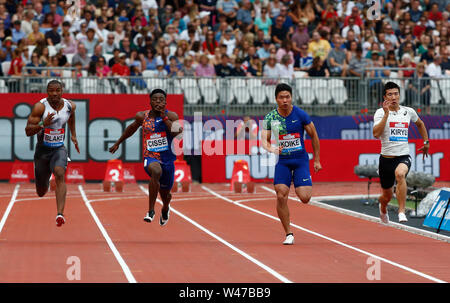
423,190,450,232
183,115,450,140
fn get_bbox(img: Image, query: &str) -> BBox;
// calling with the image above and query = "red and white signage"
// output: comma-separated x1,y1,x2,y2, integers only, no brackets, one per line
123,165,137,184
66,164,85,184
9,162,31,183
104,159,124,183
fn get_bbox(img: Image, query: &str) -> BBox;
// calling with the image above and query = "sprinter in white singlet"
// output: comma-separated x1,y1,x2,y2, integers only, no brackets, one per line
373,81,429,224
25,80,80,227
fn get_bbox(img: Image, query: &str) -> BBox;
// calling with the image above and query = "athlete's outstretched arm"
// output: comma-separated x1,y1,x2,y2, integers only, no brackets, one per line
414,117,430,159
25,102,50,136
304,122,322,173
109,111,145,154
68,101,80,153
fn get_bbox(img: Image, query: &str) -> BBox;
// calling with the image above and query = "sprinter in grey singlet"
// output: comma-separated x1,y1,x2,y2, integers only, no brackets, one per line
25,80,80,227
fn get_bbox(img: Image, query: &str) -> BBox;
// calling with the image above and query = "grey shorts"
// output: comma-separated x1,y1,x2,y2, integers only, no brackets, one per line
34,144,68,188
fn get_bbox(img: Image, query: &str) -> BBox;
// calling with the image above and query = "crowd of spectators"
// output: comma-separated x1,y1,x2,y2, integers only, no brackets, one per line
0,0,449,89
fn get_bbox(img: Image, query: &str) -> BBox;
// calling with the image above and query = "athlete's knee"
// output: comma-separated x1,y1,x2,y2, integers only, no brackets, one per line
53,167,65,181
395,171,406,182
276,192,288,204
299,195,311,204
148,166,162,180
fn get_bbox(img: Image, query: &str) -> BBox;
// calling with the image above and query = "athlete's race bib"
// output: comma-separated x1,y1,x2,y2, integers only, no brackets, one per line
146,132,169,152
389,122,409,142
43,128,65,147
279,133,302,153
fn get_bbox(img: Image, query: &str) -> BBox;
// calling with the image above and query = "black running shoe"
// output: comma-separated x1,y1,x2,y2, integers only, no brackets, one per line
144,210,155,223
159,207,170,226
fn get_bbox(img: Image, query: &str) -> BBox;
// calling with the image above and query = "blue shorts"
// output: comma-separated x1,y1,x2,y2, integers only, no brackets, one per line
274,157,312,188
143,157,175,190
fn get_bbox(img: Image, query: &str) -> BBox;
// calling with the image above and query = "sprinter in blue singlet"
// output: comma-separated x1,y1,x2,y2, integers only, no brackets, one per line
261,83,322,245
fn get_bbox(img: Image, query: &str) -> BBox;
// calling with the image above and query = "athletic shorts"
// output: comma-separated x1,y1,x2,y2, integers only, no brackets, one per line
378,155,412,189
274,157,312,188
34,145,68,188
143,157,175,190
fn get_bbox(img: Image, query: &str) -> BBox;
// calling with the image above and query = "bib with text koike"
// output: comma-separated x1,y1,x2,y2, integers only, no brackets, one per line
279,133,302,153
43,128,65,147
389,121,409,142
146,132,169,152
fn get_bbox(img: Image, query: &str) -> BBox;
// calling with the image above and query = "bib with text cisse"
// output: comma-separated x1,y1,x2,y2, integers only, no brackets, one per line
146,132,169,152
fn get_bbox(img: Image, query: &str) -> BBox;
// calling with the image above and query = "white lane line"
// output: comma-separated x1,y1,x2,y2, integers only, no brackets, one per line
260,186,450,243
202,185,447,284
172,197,216,202
89,196,146,203
0,184,20,235
233,198,274,204
78,185,137,283
138,185,292,283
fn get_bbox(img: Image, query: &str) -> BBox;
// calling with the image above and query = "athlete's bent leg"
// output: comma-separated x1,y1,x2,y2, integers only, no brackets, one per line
395,163,409,215
159,188,172,213
34,159,51,197
379,187,393,214
146,161,162,213
294,186,312,204
274,184,291,235
53,166,66,215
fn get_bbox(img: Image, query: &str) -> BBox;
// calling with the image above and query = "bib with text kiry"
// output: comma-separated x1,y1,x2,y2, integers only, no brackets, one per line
43,128,65,147
146,132,169,152
279,133,302,153
389,121,408,142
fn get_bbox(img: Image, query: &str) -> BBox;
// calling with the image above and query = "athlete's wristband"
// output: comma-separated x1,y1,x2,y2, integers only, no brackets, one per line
38,121,44,127
162,116,169,122
424,140,429,145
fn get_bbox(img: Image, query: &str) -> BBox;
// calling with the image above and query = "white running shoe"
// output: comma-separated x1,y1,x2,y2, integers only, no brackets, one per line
283,233,294,245
398,212,408,223
143,210,155,223
379,204,389,224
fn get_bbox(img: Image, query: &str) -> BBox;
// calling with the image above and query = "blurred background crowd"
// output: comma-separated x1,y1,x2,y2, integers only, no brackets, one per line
0,0,449,82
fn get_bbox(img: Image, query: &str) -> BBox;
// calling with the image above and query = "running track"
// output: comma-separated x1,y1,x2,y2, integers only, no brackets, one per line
0,182,449,283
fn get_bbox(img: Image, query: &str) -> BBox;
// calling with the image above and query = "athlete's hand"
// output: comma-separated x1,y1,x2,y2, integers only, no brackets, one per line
43,112,55,127
271,145,283,155
71,136,80,153
382,100,390,115
418,144,429,160
313,160,322,173
154,106,166,117
109,143,119,154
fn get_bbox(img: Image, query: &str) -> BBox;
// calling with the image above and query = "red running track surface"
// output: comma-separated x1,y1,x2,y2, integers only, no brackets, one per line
0,182,448,283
